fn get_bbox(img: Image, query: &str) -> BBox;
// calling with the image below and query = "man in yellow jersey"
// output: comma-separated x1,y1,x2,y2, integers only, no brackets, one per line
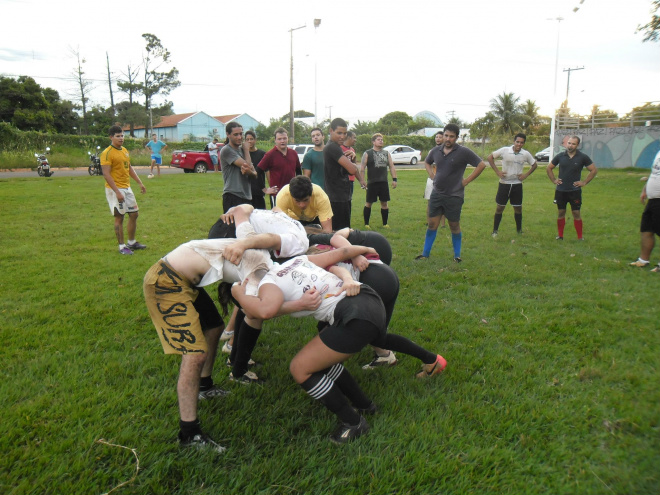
101,125,147,255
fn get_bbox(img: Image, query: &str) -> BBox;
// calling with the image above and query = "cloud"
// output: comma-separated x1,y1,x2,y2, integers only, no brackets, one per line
0,48,46,62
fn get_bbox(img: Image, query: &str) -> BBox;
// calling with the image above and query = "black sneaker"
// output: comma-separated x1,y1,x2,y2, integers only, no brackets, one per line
330,415,370,444
556,236,563,240
127,241,147,250
414,255,428,261
454,257,462,263
229,370,263,385
198,385,231,400
356,402,379,415
178,433,226,454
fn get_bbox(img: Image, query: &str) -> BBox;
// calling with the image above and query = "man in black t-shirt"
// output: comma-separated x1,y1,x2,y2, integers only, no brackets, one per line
323,118,367,230
546,135,598,240
360,133,398,228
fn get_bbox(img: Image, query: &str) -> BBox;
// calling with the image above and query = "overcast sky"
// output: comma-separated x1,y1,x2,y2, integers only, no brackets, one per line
2,0,658,127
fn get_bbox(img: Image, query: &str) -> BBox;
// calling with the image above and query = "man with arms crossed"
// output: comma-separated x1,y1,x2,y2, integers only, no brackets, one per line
302,127,325,188
361,133,397,229
488,133,537,237
324,118,367,230
546,135,598,240
101,125,147,255
630,149,660,270
146,133,167,178
258,127,301,207
220,122,257,213
415,123,486,262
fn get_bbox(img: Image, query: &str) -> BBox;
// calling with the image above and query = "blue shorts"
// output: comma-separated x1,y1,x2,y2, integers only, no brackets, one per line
210,154,219,166
151,155,162,165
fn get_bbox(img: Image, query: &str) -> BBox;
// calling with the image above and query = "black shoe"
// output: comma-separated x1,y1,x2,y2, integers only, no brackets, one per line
229,371,263,385
330,415,370,444
178,432,226,453
414,254,428,261
356,402,379,415
454,257,462,263
198,385,231,400
556,236,563,240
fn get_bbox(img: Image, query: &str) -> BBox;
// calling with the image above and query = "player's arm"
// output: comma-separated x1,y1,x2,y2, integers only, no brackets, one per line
339,154,366,188
388,152,398,189
487,153,504,178
327,265,361,297
128,165,146,193
223,234,282,265
546,162,561,185
641,183,648,204
360,151,367,180
520,159,537,180
575,163,597,188
308,245,376,268
462,161,487,188
330,229,368,272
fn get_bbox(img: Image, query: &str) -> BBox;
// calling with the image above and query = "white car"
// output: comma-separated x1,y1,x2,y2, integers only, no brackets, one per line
384,145,422,165
291,144,314,163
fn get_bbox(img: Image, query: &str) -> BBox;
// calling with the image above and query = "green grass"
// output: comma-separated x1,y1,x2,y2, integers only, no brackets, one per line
1,168,658,495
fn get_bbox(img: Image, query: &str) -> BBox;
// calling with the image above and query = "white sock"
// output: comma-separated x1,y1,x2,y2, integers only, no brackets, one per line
119,244,126,250
128,240,136,245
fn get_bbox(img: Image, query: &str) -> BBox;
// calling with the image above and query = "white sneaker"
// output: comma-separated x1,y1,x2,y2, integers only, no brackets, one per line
362,351,397,369
222,342,232,354
220,329,234,341
147,174,154,179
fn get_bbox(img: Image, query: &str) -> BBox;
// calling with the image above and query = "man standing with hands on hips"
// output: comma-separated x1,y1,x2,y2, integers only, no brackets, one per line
546,135,598,240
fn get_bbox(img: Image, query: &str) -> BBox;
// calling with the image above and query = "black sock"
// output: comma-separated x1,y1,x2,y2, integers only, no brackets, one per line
199,375,213,391
300,372,360,425
363,206,371,225
229,310,246,364
179,418,202,440
381,208,389,226
515,213,522,232
493,213,503,231
232,319,261,377
327,364,371,410
381,333,436,364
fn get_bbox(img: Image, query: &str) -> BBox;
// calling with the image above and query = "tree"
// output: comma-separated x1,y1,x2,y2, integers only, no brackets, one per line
409,116,436,133
378,111,412,135
141,33,180,136
43,87,80,134
638,0,660,42
519,99,540,133
622,102,660,126
469,112,497,151
446,115,464,128
586,105,618,127
351,119,379,136
490,92,523,135
0,76,53,131
116,101,149,135
117,64,142,137
69,46,94,134
86,106,116,136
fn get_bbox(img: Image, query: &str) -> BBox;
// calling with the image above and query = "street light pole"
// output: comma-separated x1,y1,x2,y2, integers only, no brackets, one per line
289,24,306,144
314,19,321,127
549,16,563,159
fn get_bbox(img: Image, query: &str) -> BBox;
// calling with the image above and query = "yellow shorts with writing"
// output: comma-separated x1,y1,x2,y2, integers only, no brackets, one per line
143,260,222,355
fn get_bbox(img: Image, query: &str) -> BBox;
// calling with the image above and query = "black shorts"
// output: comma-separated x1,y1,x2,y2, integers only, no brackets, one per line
366,182,390,203
641,198,660,235
428,191,464,222
495,183,523,207
330,201,352,230
222,193,250,214
208,218,237,239
555,189,582,210
319,285,386,354
251,195,266,210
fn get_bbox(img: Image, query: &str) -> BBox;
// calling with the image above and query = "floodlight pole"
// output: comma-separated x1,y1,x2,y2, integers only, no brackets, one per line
289,24,306,144
548,16,563,160
314,19,321,127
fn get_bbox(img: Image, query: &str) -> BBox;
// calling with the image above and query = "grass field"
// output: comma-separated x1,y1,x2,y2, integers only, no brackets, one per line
1,167,658,495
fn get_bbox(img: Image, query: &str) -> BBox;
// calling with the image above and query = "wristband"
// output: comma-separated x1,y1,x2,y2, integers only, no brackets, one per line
393,178,398,182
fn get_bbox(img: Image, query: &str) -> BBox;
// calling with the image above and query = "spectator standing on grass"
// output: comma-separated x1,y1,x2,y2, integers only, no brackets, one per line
424,131,446,228
630,149,660,271
302,127,326,188
414,123,487,263
245,130,277,210
342,131,358,197
220,122,257,213
487,133,537,237
360,133,397,229
276,175,334,231
324,118,367,230
258,127,301,207
208,137,221,173
546,135,598,241
101,125,147,255
145,133,167,178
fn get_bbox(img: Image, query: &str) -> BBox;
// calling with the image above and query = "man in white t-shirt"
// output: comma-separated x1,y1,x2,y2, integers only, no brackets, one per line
208,138,221,172
630,149,660,271
487,133,537,237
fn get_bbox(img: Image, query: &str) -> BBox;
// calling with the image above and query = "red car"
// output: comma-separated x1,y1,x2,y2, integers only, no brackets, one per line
170,147,223,173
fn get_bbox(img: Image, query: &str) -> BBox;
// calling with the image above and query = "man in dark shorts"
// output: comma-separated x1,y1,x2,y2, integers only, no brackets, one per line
220,122,257,213
415,123,487,262
630,150,660,270
546,135,598,240
360,133,398,229
323,118,367,230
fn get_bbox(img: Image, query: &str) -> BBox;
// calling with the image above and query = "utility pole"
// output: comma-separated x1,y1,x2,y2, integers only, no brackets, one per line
289,24,306,144
106,52,115,116
314,19,321,127
563,66,585,104
326,105,333,121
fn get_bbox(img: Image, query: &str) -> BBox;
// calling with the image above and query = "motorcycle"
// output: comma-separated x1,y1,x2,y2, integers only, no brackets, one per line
35,147,53,177
88,146,102,175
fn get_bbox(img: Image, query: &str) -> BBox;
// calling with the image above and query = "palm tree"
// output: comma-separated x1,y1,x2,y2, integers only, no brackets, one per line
519,99,540,132
489,91,522,135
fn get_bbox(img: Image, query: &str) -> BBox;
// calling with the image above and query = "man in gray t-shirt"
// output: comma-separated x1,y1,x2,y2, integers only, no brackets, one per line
415,124,486,262
220,123,257,213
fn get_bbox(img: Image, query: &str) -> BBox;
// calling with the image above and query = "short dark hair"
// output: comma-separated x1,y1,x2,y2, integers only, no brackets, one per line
245,130,256,139
330,118,348,130
274,127,288,138
346,131,356,139
226,122,243,135
108,125,123,136
289,175,313,200
514,132,527,142
311,127,323,135
443,123,460,136
569,135,581,145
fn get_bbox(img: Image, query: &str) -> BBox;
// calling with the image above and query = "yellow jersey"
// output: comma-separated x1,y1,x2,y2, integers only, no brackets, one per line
100,145,131,189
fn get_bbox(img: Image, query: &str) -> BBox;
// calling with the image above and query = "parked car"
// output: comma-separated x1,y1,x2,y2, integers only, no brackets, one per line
535,147,552,162
170,147,223,173
384,145,422,165
291,144,314,163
